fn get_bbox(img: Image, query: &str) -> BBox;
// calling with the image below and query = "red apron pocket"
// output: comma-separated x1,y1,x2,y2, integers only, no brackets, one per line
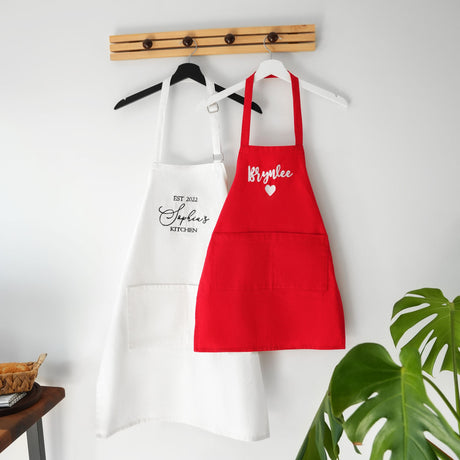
271,233,328,291
211,232,272,290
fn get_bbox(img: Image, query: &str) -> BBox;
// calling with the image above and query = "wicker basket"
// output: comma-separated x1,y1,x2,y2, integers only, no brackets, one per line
0,354,47,395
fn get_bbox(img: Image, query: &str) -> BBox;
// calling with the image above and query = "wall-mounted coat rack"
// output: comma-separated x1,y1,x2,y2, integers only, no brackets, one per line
109,24,315,61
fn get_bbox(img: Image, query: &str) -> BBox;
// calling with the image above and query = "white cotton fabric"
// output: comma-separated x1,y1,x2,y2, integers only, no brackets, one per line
96,76,269,441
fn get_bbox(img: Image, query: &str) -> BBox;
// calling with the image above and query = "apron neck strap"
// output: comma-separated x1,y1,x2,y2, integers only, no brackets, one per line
153,76,223,164
153,76,170,164
205,77,224,163
290,72,303,146
240,71,303,148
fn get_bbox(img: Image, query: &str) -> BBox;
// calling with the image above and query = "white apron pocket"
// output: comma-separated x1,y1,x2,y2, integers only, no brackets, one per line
127,284,197,350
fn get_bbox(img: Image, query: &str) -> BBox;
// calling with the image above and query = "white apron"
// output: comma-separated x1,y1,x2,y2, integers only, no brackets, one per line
96,75,269,441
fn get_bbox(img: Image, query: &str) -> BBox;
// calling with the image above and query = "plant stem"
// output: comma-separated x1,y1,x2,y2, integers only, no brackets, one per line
423,374,460,424
449,302,460,432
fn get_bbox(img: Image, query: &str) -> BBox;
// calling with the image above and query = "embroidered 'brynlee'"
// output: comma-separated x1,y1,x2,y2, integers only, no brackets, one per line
248,164,293,184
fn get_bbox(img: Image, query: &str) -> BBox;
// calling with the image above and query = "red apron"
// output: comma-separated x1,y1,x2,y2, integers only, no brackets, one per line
194,72,345,352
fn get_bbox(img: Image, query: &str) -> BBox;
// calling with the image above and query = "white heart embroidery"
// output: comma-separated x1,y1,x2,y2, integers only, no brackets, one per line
265,185,276,196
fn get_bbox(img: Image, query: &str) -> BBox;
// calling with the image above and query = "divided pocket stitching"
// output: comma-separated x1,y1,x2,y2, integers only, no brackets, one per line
211,232,328,292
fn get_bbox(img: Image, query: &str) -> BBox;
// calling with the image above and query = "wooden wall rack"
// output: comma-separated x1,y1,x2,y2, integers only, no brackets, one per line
110,24,315,61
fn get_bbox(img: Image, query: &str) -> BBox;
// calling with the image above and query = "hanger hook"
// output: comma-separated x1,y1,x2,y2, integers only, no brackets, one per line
263,35,272,59
189,39,198,62
263,32,281,59
182,36,198,63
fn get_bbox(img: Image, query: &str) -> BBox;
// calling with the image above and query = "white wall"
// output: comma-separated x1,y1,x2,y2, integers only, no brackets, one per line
1,1,460,459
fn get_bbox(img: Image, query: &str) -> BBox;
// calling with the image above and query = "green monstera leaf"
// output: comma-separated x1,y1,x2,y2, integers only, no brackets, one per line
330,343,460,459
390,288,460,375
296,390,343,460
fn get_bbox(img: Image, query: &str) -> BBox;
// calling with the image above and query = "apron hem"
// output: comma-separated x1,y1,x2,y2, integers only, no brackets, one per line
96,416,270,442
195,343,345,352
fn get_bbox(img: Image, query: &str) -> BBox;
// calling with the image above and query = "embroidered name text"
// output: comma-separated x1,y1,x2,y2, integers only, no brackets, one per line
248,164,293,184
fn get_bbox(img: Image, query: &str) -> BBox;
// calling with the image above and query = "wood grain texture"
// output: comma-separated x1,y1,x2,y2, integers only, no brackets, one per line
109,24,315,60
110,24,315,43
110,33,315,52
111,43,315,61
0,386,65,453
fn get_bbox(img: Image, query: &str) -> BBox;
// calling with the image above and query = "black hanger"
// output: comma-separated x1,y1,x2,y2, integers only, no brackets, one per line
114,62,262,113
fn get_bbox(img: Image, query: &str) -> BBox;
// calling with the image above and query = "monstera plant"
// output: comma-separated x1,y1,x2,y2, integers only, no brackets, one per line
296,288,460,460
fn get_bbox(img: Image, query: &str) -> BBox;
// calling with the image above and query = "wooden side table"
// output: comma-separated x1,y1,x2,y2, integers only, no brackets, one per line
0,386,65,459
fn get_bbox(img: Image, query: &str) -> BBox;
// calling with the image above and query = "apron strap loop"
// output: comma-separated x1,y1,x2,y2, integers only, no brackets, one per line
240,71,303,148
153,75,224,165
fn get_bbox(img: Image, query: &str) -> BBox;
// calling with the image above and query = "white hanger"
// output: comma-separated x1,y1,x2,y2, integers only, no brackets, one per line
207,38,349,109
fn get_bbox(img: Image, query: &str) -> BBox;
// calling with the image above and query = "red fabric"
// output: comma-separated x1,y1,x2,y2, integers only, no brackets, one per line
194,72,345,352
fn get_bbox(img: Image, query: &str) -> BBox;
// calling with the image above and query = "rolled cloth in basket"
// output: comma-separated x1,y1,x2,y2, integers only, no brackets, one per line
0,353,47,395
